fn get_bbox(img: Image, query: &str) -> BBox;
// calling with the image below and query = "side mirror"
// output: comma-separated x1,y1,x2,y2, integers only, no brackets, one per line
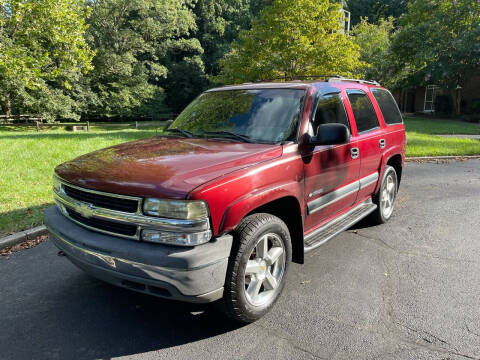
309,123,350,146
163,119,174,130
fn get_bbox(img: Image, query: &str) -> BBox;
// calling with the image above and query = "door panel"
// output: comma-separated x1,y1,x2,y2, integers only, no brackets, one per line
303,92,360,232
354,129,384,200
344,89,384,201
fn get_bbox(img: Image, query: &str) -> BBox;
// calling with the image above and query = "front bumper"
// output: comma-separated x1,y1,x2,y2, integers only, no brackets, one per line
44,206,233,303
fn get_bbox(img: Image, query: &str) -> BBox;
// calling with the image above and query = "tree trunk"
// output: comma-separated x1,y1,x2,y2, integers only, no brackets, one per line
5,92,12,118
450,88,462,117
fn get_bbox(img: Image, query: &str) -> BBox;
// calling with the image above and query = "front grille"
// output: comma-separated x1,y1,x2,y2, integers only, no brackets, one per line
63,185,139,213
66,208,138,237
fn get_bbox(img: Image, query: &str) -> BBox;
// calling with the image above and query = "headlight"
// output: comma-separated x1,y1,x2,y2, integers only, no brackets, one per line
143,198,209,220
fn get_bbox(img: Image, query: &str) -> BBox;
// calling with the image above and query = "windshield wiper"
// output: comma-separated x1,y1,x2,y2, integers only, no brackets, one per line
204,131,253,143
165,128,194,138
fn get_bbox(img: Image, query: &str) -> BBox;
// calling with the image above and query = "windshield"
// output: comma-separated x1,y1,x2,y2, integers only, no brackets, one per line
170,89,306,143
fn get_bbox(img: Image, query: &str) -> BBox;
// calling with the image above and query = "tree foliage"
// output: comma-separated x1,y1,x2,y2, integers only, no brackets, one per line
0,0,93,121
194,0,268,76
390,0,480,114
85,0,203,117
218,0,364,83
352,17,395,85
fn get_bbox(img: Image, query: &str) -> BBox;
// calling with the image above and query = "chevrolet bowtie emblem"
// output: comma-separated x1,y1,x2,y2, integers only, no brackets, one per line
77,203,94,218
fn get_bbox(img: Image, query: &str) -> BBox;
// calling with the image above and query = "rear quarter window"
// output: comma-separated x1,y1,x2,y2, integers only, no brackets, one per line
371,89,403,125
347,90,379,133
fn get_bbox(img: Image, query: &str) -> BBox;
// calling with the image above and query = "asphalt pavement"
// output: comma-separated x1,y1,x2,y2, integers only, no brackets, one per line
1,160,480,360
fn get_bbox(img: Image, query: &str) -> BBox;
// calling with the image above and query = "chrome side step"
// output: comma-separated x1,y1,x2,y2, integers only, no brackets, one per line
304,198,377,253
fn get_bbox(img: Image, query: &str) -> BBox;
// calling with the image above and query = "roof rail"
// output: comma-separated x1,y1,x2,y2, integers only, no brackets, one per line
253,75,343,83
243,75,381,85
327,76,380,86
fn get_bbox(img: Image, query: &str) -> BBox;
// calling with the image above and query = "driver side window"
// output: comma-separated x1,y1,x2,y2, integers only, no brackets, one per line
311,94,350,136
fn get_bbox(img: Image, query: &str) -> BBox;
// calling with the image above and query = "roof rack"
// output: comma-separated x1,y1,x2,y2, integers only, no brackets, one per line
327,76,380,86
251,75,342,83
246,75,380,86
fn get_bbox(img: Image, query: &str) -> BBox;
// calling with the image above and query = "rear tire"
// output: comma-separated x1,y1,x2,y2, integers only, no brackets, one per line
222,213,292,323
370,165,398,224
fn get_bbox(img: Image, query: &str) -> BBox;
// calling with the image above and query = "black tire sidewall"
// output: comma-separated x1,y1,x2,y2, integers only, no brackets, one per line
225,214,292,322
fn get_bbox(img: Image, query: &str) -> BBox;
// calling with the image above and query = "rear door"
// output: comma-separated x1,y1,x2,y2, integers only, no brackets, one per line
303,91,360,231
345,89,384,201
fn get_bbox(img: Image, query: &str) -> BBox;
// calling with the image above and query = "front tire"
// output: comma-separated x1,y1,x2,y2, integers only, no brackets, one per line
370,165,398,224
222,213,292,323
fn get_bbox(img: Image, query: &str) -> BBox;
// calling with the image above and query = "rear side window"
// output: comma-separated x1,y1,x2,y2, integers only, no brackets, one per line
347,90,379,133
312,93,350,134
371,89,403,125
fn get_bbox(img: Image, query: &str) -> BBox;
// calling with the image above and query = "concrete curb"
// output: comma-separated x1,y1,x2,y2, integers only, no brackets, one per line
406,155,480,161
0,225,48,250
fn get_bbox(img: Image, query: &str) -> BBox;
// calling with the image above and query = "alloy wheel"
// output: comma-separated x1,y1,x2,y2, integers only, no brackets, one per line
243,233,286,307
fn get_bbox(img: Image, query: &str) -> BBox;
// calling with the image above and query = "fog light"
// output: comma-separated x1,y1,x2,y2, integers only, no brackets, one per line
141,229,212,246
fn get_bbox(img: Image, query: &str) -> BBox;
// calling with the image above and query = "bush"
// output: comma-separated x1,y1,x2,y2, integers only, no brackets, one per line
434,95,453,115
460,114,480,123
470,99,480,115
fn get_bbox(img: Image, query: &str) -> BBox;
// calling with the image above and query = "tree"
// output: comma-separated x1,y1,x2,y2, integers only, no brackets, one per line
391,0,480,115
346,0,407,26
352,17,395,85
218,0,363,83
194,0,269,76
85,0,203,118
0,0,93,121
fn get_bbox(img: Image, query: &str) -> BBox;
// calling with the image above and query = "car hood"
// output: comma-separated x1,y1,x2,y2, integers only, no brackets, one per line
55,136,283,199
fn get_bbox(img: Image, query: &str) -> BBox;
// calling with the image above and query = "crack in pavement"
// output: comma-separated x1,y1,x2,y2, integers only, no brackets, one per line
348,231,480,360
252,323,329,359
350,231,480,265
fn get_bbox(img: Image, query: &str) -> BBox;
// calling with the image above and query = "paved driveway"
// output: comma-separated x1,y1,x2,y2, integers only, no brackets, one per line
1,160,480,360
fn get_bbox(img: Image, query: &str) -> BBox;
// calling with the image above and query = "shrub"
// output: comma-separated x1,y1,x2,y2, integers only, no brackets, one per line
434,95,452,115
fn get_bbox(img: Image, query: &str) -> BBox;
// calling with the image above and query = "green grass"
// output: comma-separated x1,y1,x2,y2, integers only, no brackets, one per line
1,117,479,236
404,117,480,157
406,132,480,157
404,117,480,135
0,126,160,237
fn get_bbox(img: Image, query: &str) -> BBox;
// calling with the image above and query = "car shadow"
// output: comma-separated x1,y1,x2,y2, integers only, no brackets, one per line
1,251,244,359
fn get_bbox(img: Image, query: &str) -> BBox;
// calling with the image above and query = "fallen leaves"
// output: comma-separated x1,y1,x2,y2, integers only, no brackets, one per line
0,235,48,257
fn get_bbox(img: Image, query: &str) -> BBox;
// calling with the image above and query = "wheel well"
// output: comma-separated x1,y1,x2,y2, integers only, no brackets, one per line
246,197,304,264
387,154,403,187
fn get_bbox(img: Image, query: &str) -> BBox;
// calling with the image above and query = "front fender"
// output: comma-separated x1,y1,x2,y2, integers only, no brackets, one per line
219,181,304,234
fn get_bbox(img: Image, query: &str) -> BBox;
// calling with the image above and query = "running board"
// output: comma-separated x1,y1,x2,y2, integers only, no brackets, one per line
304,198,377,253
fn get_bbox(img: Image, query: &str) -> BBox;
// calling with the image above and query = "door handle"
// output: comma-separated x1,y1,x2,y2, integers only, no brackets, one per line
350,147,359,159
379,139,386,149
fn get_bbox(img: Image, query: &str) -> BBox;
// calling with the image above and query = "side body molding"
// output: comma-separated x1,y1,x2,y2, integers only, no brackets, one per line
307,172,379,215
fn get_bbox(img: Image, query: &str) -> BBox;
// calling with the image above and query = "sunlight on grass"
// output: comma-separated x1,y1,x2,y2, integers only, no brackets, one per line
406,132,480,157
0,126,161,236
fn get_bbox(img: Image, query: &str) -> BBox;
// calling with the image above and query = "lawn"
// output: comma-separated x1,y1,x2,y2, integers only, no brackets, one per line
0,117,479,236
0,125,160,237
404,117,480,135
404,117,480,157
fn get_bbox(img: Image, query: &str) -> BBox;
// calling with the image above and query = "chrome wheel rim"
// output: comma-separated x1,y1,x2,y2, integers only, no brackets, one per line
381,172,396,218
243,233,286,307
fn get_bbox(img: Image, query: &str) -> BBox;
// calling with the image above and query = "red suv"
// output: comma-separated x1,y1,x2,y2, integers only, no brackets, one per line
44,77,406,322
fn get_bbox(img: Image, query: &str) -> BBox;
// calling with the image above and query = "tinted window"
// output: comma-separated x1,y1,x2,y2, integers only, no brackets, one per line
371,89,403,125
347,90,379,133
172,89,305,143
312,94,350,135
